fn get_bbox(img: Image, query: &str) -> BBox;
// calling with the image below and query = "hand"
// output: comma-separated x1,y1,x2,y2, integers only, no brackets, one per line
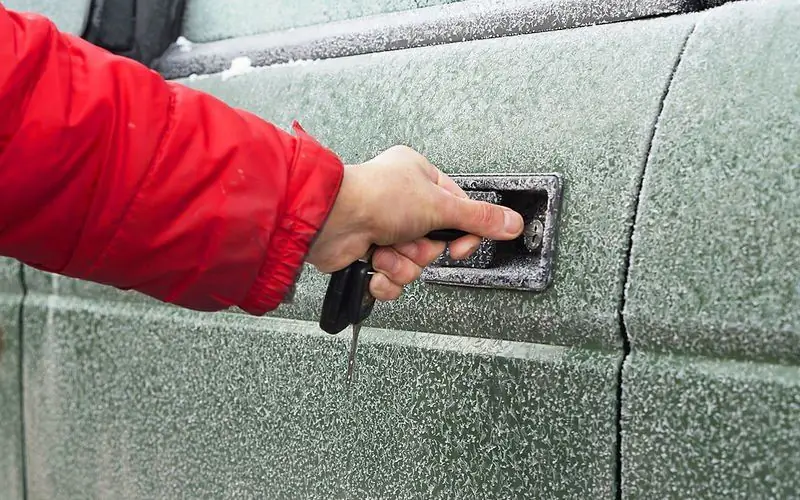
306,145,524,301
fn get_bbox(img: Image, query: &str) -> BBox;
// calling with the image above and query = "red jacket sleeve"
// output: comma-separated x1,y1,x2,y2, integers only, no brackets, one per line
0,6,344,314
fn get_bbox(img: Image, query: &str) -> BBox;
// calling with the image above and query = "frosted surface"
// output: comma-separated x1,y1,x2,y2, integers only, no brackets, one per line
0,259,23,499
622,352,800,498
179,16,696,349
160,0,697,79
24,297,619,498
24,267,151,305
0,258,19,294
182,0,464,43
624,0,800,363
4,0,90,34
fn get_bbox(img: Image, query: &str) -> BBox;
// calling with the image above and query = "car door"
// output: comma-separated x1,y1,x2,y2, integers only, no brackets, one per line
1,0,797,498
621,2,800,497
0,259,24,499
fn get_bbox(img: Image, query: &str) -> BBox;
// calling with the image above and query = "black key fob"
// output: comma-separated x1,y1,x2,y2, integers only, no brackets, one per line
318,228,466,335
319,260,374,335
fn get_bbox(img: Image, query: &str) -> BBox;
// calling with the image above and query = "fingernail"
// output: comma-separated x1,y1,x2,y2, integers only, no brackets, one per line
504,209,523,235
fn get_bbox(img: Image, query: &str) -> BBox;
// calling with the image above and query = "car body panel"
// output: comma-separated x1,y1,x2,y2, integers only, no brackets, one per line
3,0,90,35
182,15,696,350
0,259,24,500
622,1,800,497
182,0,466,43
23,296,619,498
2,0,798,498
17,13,699,498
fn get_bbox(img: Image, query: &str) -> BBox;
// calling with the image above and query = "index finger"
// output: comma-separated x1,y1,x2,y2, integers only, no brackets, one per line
423,161,468,199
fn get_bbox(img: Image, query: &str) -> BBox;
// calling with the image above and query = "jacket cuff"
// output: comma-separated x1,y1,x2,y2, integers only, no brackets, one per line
239,121,344,315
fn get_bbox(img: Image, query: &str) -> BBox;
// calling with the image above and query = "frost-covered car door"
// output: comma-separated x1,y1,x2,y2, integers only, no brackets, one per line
3,0,91,35
3,0,799,499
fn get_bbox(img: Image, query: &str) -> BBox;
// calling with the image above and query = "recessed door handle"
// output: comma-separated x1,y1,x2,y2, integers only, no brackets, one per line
421,173,563,292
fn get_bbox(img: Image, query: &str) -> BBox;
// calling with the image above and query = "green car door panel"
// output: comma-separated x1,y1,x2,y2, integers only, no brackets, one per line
3,0,90,35
624,0,800,364
179,0,733,45
181,0,467,43
160,0,722,81
621,0,800,497
23,297,620,498
10,0,799,497
18,13,703,497
622,352,800,498
181,14,697,349
0,259,24,500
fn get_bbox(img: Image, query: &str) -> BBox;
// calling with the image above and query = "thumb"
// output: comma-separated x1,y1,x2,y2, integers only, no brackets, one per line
436,191,524,240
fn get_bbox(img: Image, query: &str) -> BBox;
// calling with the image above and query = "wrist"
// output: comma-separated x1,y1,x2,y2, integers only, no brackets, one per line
335,164,372,242
306,164,374,272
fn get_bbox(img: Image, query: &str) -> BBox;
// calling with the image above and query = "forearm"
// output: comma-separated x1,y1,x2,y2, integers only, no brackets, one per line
0,5,343,313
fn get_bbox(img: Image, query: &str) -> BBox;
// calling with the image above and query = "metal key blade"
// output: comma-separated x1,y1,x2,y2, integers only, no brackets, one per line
346,322,361,383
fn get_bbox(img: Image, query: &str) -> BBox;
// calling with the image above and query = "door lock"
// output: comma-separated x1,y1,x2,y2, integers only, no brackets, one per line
420,173,563,292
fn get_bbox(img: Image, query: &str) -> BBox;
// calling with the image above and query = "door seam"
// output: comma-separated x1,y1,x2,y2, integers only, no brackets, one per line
16,263,28,500
613,21,698,500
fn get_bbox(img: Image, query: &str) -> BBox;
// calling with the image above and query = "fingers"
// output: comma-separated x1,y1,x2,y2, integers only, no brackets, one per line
437,193,524,241
392,238,447,267
372,247,422,286
447,235,482,260
394,233,481,264
423,159,522,242
351,145,523,304
370,240,449,301
369,273,403,301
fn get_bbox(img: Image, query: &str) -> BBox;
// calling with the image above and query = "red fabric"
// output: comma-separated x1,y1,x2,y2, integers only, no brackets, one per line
0,5,344,314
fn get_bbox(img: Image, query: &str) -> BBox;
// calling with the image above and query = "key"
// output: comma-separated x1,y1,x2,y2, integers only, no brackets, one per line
346,322,361,382
319,258,373,381
318,229,472,380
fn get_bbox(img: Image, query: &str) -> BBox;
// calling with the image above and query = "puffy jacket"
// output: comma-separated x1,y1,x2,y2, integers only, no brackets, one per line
0,5,344,314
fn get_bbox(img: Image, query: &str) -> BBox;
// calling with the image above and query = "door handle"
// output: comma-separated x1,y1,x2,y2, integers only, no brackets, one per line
420,173,563,292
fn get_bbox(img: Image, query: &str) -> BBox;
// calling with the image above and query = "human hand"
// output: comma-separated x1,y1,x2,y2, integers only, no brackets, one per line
306,145,524,301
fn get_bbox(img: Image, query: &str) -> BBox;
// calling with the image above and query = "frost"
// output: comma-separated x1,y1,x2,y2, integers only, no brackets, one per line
220,56,255,81
175,36,193,53
269,58,318,68
158,0,707,80
178,12,701,350
625,0,800,363
624,353,800,498
182,0,461,43
20,293,620,498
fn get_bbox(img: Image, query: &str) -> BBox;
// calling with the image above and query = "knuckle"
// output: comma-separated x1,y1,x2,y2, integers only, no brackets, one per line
416,240,445,265
386,145,429,169
472,202,498,226
373,248,396,273
371,273,389,294
386,144,415,157
394,241,419,261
